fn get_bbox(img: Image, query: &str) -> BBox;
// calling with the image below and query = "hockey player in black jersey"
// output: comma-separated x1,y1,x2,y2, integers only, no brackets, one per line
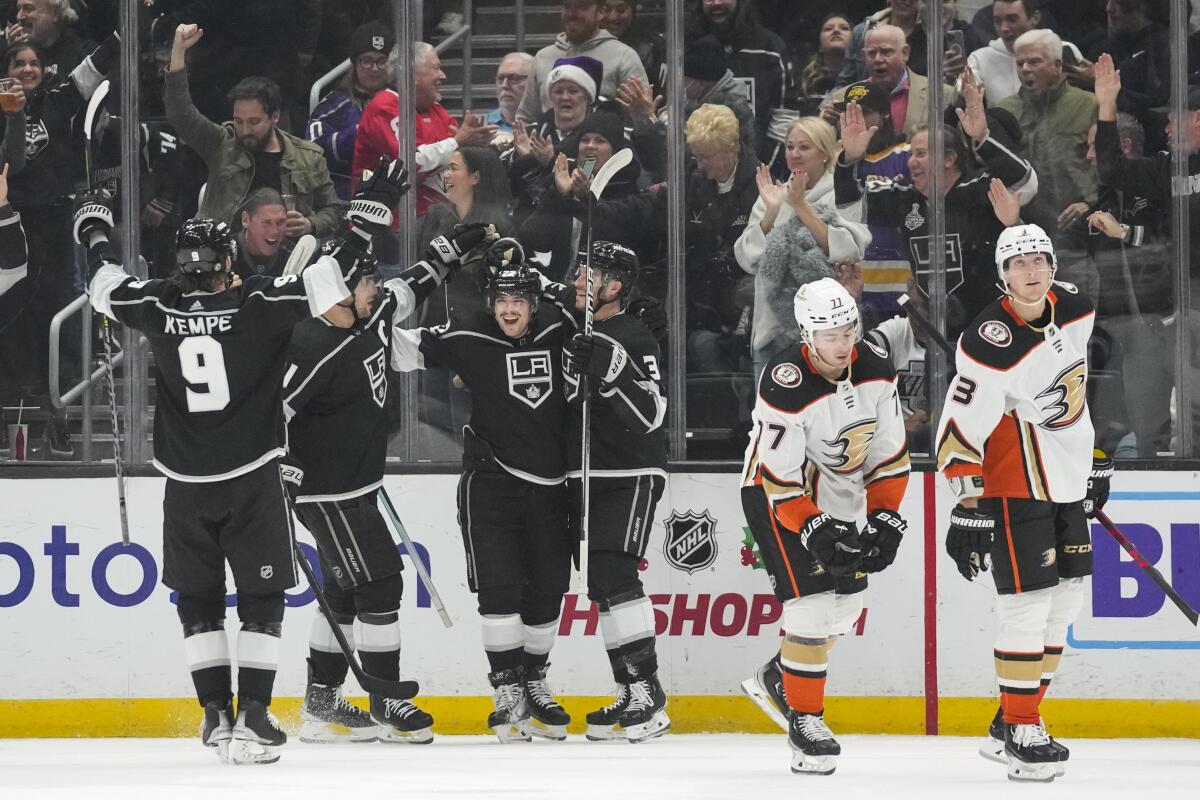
559,242,670,744
71,158,407,765
283,199,498,746
391,242,575,743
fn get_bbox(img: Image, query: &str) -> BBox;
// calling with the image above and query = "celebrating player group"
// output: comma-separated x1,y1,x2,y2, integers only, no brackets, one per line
73,151,1106,779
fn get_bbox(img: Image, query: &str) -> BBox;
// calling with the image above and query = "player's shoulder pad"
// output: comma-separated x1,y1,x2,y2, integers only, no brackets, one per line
756,350,830,414
599,312,660,357
958,300,1038,371
1050,281,1094,326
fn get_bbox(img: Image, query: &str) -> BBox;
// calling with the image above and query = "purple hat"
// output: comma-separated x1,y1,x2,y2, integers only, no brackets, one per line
548,55,604,103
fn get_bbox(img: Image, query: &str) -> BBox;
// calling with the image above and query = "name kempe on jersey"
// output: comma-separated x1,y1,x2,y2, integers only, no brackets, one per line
742,341,910,530
936,283,1095,502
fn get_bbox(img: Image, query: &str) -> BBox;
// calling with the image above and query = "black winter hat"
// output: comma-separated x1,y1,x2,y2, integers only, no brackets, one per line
684,35,727,82
574,110,629,151
349,22,394,62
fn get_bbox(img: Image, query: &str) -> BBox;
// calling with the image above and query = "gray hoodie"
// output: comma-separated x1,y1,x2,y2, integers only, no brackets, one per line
517,29,648,123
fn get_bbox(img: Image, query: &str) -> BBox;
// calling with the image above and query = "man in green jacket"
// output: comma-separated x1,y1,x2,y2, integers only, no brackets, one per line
166,23,342,239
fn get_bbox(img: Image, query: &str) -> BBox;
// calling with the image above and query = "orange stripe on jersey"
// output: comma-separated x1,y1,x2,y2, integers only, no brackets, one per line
768,505,802,598
866,475,907,514
1002,498,1022,593
774,494,820,534
981,415,1033,500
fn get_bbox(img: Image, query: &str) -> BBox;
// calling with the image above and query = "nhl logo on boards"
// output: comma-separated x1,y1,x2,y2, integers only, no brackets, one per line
771,363,801,388
979,320,1012,347
507,351,553,409
663,510,718,574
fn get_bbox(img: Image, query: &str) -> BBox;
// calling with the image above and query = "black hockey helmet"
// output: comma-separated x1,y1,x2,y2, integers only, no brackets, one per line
319,237,380,282
175,218,236,274
577,240,638,298
486,263,541,312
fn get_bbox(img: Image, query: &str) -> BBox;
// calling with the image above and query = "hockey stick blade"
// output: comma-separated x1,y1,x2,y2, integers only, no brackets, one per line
283,234,317,277
590,147,633,200
898,292,956,358
1094,510,1200,627
293,542,421,698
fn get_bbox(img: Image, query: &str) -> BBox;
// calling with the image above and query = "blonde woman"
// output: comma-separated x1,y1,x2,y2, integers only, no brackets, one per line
734,117,870,376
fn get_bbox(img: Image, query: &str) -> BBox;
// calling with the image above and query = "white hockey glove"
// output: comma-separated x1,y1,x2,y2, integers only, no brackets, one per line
73,191,115,247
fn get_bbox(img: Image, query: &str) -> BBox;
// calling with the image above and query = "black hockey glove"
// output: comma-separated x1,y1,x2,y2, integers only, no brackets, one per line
566,333,630,386
945,504,995,581
425,223,499,270
1083,449,1112,519
859,509,906,573
799,513,863,577
348,156,409,236
627,296,667,341
73,190,115,247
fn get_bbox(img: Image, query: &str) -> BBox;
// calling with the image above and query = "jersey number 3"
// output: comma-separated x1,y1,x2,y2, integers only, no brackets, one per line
179,336,231,412
950,375,977,406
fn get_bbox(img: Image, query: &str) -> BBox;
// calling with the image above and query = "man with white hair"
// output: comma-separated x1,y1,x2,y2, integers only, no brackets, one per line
967,0,1083,104
995,29,1097,253
485,52,534,134
4,0,95,76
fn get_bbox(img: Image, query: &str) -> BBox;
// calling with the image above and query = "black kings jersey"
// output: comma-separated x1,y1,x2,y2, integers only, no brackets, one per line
392,306,569,484
742,341,910,531
936,284,1096,502
563,312,667,478
90,260,348,481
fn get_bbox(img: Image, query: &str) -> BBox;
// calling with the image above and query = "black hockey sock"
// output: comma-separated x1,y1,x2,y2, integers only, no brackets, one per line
237,621,282,706
622,637,659,680
357,610,401,682
178,595,231,707
309,650,350,687
308,608,354,686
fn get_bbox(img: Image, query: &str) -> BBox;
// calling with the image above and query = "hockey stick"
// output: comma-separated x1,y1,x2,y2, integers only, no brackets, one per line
898,292,956,358
377,487,454,628
293,541,422,698
85,79,129,546
282,234,318,277
1094,510,1200,627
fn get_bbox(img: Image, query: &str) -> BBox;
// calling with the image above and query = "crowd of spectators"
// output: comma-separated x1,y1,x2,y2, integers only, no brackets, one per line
2,0,1199,463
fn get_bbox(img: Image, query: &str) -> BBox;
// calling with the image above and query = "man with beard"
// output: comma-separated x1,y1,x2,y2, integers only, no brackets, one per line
166,24,341,239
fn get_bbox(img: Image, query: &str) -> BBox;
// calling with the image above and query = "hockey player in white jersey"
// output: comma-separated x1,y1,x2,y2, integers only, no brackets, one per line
935,224,1111,783
740,278,910,775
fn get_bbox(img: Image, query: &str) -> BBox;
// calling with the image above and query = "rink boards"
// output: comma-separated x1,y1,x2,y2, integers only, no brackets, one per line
0,470,1197,738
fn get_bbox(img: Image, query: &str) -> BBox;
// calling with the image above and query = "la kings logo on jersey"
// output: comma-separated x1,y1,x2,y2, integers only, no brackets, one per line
507,351,553,409
363,348,387,408
822,419,877,475
663,510,718,574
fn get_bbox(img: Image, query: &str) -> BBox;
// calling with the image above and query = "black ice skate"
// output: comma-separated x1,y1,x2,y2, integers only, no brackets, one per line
788,711,840,775
199,699,234,762
523,664,570,741
370,694,435,744
1004,721,1060,782
585,683,631,741
488,668,531,743
740,655,789,732
619,674,670,744
982,707,1067,776
299,669,378,743
228,699,286,765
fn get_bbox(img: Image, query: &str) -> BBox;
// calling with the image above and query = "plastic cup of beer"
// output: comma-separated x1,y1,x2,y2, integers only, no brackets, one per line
0,79,21,112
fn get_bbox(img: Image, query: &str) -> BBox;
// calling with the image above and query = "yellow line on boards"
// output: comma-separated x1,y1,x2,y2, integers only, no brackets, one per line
1,697,1196,739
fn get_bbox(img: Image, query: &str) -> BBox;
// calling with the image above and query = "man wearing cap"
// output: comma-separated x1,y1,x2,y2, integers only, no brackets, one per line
827,24,956,139
485,52,534,134
517,0,647,124
306,21,395,201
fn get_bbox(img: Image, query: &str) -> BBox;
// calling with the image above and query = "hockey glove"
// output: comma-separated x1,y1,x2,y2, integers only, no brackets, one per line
566,333,630,386
73,190,115,247
1083,449,1112,519
799,513,863,577
627,296,667,341
348,156,410,237
945,504,995,581
426,223,499,270
859,509,906,573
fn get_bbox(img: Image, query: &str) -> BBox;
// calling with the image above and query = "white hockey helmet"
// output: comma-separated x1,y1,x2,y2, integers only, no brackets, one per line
793,277,861,348
994,223,1056,284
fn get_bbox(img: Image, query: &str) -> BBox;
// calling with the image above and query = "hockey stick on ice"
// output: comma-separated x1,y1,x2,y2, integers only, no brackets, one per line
85,79,129,546
293,541,422,698
282,234,318,277
1094,510,1200,628
377,487,453,628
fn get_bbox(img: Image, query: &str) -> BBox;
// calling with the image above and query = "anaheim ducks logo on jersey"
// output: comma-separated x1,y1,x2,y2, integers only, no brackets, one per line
821,419,876,475
1035,359,1087,431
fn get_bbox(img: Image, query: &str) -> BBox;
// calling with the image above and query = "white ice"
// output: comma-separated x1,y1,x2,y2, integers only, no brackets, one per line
1,734,1196,799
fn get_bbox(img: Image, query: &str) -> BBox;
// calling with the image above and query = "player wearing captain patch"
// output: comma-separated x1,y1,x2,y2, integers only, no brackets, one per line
391,242,574,744
739,278,909,776
283,218,494,747
935,224,1110,783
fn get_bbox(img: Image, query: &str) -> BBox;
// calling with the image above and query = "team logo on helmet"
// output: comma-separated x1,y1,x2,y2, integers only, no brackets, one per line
363,348,387,408
771,363,802,388
1036,359,1087,430
506,351,553,409
822,420,877,475
663,509,718,574
979,320,1012,347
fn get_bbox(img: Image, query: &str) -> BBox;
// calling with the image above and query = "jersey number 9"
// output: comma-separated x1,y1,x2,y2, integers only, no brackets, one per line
179,336,231,412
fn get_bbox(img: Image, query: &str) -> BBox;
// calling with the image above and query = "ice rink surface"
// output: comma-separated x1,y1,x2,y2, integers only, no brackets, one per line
1,734,1196,799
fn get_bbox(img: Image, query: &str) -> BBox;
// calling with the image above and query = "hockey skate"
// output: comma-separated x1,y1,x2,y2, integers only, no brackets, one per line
1004,721,1059,782
371,694,434,744
740,655,789,732
523,664,570,741
585,682,631,741
299,672,378,743
984,708,1067,777
228,700,286,765
789,712,840,775
199,700,234,763
619,675,670,744
488,668,532,743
